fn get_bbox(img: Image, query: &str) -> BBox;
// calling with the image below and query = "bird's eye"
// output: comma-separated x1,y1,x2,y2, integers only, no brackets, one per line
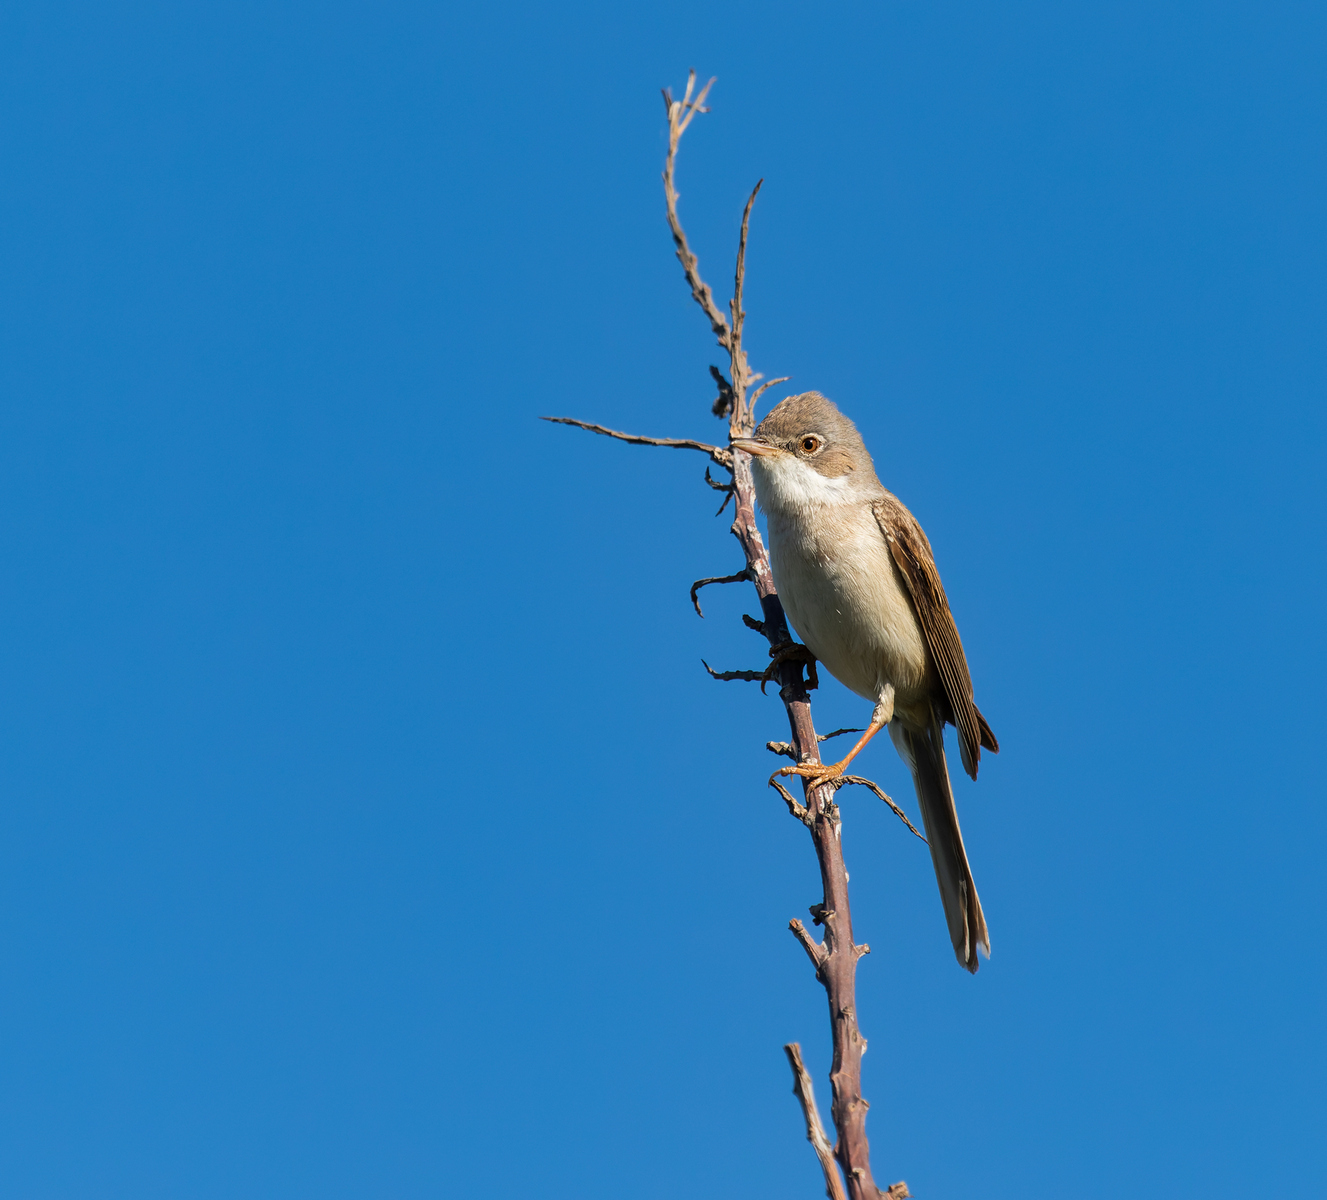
800,436,821,454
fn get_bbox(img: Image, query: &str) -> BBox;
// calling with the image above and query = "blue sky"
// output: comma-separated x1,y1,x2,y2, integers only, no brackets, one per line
0,2,1324,1197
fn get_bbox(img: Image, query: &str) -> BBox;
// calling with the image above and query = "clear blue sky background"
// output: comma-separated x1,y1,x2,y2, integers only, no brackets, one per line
0,2,1323,1197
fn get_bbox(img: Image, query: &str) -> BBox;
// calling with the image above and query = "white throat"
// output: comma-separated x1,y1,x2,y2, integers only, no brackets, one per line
750,453,857,517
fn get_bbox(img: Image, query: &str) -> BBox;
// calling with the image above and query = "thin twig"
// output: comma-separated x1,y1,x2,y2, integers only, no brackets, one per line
703,464,737,515
661,73,729,347
540,417,732,468
750,375,792,417
729,179,762,432
690,568,752,617
766,728,865,760
700,660,766,683
785,1043,849,1200
837,776,927,842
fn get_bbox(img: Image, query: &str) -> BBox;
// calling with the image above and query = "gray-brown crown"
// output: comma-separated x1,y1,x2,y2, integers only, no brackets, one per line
753,392,879,481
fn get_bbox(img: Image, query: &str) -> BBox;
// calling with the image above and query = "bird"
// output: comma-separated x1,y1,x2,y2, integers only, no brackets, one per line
731,391,999,972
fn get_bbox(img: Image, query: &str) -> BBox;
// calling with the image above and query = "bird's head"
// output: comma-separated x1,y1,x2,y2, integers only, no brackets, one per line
731,392,880,514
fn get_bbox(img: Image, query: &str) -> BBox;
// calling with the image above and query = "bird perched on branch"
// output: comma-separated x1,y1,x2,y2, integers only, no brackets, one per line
732,392,999,972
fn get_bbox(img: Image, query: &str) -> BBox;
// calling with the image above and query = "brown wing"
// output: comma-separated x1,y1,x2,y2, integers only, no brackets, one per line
872,495,998,780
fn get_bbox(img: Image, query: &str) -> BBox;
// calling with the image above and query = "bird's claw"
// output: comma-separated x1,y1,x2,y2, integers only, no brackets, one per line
775,757,847,789
761,641,818,694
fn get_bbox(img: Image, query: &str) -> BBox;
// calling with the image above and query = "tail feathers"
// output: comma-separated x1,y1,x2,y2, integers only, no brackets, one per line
955,702,998,781
891,719,990,973
976,704,999,754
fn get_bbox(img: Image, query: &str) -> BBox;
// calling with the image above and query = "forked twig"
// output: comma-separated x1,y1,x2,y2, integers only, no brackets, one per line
661,74,729,349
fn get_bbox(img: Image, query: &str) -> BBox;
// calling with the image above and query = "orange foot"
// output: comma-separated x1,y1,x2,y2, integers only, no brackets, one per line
775,756,850,790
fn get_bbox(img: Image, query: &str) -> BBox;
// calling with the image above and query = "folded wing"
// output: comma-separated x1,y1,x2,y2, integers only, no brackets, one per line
872,495,999,780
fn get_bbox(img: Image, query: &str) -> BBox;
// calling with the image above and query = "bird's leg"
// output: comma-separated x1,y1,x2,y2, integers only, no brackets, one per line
775,684,894,788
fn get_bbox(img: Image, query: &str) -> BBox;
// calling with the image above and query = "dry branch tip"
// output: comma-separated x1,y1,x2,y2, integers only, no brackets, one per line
769,774,811,823
834,776,927,843
701,660,766,684
689,568,753,618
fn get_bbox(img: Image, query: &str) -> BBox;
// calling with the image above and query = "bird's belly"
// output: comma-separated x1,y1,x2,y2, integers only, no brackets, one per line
769,514,930,704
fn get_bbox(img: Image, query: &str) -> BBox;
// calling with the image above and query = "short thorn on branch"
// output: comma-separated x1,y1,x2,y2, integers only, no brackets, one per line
789,918,828,973
689,567,752,617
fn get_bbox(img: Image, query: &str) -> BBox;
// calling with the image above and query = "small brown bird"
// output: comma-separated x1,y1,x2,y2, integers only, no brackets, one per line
732,392,998,972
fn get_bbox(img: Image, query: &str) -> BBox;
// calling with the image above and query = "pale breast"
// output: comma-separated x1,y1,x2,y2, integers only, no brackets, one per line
767,503,931,704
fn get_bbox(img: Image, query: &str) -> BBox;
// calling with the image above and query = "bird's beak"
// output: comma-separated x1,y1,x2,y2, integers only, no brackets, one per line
730,437,778,458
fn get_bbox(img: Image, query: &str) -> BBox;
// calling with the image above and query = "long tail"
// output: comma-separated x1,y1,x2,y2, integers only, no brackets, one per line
890,717,990,972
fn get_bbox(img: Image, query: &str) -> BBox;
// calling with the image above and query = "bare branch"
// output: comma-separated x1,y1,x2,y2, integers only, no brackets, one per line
541,417,732,468
547,74,904,1200
690,568,752,617
785,1043,849,1200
